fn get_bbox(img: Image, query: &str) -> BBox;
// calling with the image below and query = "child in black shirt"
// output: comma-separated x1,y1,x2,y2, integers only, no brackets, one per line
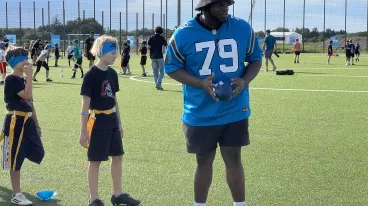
139,41,148,77
1,46,44,206
79,35,140,206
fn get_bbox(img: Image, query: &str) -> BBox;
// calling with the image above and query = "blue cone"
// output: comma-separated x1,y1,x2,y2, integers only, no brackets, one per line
36,190,57,201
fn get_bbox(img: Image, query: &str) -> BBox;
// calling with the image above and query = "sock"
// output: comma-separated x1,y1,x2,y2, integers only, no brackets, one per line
72,71,76,77
113,193,123,197
234,202,246,206
80,68,84,76
194,202,206,206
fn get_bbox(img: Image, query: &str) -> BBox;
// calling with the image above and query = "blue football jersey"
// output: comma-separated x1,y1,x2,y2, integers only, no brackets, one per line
165,15,263,126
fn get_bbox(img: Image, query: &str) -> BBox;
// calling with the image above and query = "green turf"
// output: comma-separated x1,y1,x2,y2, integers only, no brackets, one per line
0,53,367,206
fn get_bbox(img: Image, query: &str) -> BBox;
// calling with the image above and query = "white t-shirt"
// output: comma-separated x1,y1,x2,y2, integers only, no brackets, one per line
36,50,50,62
67,46,74,55
0,50,5,62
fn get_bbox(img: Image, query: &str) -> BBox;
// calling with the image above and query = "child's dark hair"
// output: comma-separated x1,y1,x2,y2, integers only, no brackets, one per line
4,46,28,63
155,26,164,34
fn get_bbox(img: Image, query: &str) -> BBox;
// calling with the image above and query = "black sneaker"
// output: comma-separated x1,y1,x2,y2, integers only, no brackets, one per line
157,86,164,91
32,78,38,82
111,193,140,206
140,73,146,77
46,78,53,82
0,81,4,85
70,76,76,79
89,199,104,206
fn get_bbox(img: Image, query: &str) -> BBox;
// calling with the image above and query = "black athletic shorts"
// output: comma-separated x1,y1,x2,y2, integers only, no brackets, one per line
140,56,147,65
122,55,130,67
87,113,124,161
68,55,73,60
2,115,44,171
87,52,95,61
346,52,352,58
182,119,250,154
36,60,50,72
74,57,83,68
294,51,301,55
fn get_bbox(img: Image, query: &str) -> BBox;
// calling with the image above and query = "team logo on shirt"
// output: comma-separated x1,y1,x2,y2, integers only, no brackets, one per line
101,80,114,98
20,99,33,107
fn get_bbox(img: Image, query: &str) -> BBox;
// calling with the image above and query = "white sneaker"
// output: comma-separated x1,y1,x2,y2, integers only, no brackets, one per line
11,193,33,205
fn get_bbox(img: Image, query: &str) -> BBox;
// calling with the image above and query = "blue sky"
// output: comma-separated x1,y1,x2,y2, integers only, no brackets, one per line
0,0,367,33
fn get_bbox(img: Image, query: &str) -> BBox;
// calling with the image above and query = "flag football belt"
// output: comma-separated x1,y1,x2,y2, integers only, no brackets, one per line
87,107,116,137
0,111,32,170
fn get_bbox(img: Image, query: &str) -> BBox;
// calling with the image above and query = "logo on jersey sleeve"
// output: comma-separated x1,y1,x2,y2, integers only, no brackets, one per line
101,80,114,98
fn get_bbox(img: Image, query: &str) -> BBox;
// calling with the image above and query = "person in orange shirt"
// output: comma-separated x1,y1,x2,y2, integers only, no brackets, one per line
293,38,301,63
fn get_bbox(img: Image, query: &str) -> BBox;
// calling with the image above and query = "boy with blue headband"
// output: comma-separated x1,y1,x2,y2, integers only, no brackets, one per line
1,46,44,205
71,39,84,79
79,35,141,206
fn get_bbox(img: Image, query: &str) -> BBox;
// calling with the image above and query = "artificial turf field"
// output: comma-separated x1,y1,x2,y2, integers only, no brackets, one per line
0,53,367,206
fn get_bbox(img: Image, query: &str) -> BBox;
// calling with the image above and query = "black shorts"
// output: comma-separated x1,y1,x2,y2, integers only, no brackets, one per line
36,60,50,72
295,51,301,55
122,55,130,67
355,52,360,55
182,119,250,154
88,127,124,161
346,52,352,58
87,53,95,61
140,56,147,65
2,116,44,171
265,50,273,58
74,57,83,68
68,55,73,60
350,53,355,57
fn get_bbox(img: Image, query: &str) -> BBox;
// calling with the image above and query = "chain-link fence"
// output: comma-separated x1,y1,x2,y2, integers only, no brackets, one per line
0,0,367,55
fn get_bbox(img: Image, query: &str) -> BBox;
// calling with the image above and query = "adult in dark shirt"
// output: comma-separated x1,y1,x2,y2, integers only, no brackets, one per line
84,31,96,68
349,40,355,65
327,40,333,65
148,26,167,90
345,41,351,66
2,46,44,206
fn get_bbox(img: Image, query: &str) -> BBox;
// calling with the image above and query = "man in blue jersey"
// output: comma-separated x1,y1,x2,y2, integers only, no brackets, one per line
263,29,277,71
164,0,262,206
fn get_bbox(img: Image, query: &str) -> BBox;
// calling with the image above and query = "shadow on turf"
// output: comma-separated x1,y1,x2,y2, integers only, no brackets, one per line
0,186,62,206
294,71,329,74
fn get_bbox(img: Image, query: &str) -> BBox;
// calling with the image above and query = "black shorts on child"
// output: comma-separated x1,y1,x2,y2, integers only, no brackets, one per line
2,115,44,171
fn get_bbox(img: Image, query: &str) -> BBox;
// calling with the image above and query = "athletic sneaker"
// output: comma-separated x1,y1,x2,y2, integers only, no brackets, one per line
46,78,52,82
272,67,277,71
11,193,33,205
89,199,104,206
32,78,38,82
111,193,140,206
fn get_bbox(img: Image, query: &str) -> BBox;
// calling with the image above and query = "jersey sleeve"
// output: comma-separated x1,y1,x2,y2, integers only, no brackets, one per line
164,29,186,73
245,28,263,62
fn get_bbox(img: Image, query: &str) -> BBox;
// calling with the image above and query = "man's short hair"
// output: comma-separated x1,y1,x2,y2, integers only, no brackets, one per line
266,29,271,33
155,26,164,34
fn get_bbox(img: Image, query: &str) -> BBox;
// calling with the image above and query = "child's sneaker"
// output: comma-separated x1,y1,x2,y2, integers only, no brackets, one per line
0,81,4,84
11,193,33,205
140,73,147,77
46,78,52,82
32,78,37,82
111,193,140,206
272,67,277,71
89,199,104,206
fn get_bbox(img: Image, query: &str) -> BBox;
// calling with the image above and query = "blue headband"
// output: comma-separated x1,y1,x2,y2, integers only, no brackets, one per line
100,42,117,57
8,56,28,68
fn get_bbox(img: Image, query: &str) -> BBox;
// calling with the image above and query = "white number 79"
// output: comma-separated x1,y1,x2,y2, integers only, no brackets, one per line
195,39,239,76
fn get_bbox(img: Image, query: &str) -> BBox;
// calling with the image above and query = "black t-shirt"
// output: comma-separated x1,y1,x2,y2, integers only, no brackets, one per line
3,38,9,48
85,37,95,53
33,42,40,50
55,47,59,56
148,34,167,59
140,47,147,55
80,66,119,129
122,47,130,57
328,45,333,54
4,75,33,112
355,45,360,53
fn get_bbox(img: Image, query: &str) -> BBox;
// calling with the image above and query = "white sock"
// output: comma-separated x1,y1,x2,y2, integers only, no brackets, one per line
234,202,246,206
194,202,206,206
